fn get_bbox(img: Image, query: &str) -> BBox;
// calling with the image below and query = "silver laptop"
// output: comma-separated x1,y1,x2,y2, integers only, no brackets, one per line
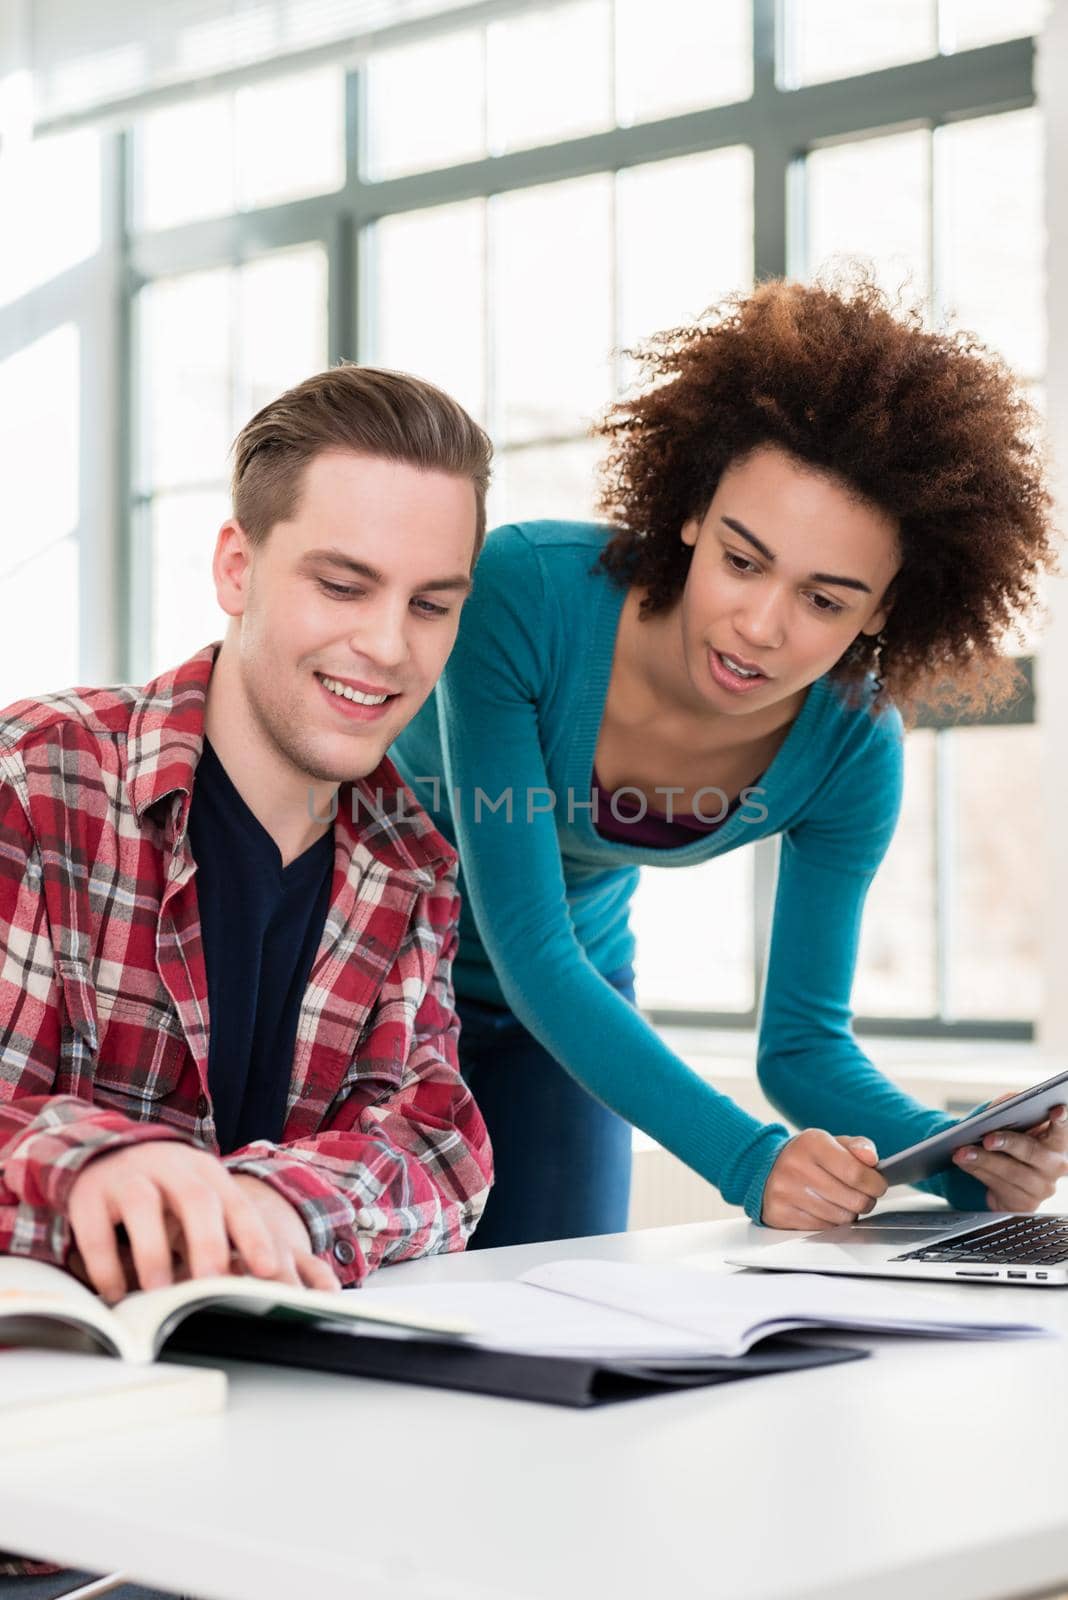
727,1210,1068,1286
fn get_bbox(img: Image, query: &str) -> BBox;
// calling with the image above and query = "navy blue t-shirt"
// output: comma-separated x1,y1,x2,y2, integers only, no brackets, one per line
187,739,335,1155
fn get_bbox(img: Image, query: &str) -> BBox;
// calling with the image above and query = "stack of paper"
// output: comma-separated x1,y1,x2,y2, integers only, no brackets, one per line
359,1259,1054,1364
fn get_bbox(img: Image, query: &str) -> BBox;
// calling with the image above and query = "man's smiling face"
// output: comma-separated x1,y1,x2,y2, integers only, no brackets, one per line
214,448,477,784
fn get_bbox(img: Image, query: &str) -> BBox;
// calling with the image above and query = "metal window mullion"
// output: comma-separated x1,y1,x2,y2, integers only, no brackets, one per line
927,112,941,324
751,836,779,1027
746,0,783,1034
34,0,585,140
752,135,791,281
118,126,153,685
80,124,127,687
609,164,623,400
934,728,958,1022
607,0,623,400
129,196,342,281
348,69,371,364
119,46,1034,256
649,1008,1032,1041
343,59,362,196
484,190,501,446
752,0,789,284
607,0,620,129
130,480,227,504
774,0,796,90
227,259,242,468
328,212,356,364
334,67,361,365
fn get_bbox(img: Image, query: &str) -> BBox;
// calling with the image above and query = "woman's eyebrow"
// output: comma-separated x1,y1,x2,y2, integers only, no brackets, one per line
721,516,872,594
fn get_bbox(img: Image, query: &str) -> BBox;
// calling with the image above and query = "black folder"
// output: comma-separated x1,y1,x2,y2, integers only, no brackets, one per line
169,1310,868,1408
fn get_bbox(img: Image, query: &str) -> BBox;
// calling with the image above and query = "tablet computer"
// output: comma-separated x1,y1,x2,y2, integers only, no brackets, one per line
877,1067,1068,1186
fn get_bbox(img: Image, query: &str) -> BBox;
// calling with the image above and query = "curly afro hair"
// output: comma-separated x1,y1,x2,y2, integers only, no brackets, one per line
595,277,1056,716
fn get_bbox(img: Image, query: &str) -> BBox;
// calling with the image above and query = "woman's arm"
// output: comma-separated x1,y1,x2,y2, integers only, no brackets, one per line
433,527,791,1219
756,710,988,1212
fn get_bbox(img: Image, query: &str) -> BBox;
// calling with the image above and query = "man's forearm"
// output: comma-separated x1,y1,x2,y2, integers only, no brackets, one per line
225,1109,492,1285
1,1097,188,1232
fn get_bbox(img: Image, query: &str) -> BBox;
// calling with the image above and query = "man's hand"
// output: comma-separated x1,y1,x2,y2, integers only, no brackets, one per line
227,1174,340,1293
67,1142,284,1302
761,1130,887,1230
952,1096,1068,1212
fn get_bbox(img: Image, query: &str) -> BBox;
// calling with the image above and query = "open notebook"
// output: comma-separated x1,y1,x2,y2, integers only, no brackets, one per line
175,1256,1054,1409
358,1258,1053,1361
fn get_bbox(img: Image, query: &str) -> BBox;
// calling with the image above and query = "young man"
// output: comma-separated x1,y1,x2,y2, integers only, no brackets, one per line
0,366,495,1576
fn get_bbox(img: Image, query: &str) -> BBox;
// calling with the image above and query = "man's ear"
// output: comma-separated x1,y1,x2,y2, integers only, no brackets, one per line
213,520,254,619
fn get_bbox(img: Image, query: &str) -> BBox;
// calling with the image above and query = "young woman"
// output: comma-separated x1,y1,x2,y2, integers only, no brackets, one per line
392,278,1066,1247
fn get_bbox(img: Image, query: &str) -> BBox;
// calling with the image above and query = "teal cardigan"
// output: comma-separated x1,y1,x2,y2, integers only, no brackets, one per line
391,521,984,1221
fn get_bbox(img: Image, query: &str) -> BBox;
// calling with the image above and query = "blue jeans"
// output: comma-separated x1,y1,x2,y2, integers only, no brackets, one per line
457,964,635,1249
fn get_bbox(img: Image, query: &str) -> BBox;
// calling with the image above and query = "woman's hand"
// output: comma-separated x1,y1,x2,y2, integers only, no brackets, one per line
952,1096,1068,1212
761,1130,888,1229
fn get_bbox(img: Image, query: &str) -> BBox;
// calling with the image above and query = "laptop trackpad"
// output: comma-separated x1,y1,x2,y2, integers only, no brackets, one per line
852,1210,981,1232
806,1225,939,1248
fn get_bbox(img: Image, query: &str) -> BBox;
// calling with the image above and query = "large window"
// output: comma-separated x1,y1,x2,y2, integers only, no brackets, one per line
804,104,1045,1030
95,0,1047,1035
0,125,102,705
132,247,329,672
0,326,81,705
368,147,753,527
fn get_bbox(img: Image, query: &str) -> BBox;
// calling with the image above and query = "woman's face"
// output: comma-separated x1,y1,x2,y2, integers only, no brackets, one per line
677,445,901,717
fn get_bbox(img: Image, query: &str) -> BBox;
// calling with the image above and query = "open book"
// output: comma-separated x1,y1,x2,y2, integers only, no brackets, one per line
171,1256,1057,1410
0,1257,470,1365
356,1257,1055,1363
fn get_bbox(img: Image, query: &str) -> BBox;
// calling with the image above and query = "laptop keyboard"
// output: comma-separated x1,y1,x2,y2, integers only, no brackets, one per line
894,1214,1068,1266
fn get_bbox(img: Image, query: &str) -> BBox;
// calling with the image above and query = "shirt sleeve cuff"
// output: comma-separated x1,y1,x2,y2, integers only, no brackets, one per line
223,1146,369,1286
742,1131,794,1224
8,1117,189,1215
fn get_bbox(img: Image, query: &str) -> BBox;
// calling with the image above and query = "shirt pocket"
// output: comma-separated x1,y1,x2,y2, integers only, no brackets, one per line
92,992,190,1113
55,959,100,1060
321,1011,409,1124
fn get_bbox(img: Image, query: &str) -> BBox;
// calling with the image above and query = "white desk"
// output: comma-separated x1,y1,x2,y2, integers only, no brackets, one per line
2,1218,1068,1600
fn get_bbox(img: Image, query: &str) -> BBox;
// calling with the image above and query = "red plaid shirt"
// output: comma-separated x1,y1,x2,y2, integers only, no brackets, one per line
0,645,492,1288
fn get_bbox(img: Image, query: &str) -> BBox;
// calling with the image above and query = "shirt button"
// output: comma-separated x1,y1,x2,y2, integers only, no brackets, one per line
195,1094,209,1118
333,1239,357,1266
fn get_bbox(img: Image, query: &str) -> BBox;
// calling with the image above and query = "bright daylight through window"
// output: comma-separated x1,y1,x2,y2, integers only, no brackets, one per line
0,0,1048,1040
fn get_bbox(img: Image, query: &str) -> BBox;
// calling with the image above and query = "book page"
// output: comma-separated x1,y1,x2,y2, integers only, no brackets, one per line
0,1258,124,1357
111,1272,476,1363
520,1260,1055,1354
358,1278,721,1358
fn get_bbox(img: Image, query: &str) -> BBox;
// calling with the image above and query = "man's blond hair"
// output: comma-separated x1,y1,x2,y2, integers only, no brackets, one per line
231,363,493,553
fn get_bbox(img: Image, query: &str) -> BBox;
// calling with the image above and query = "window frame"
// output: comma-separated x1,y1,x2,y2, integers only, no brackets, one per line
118,0,1040,1039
